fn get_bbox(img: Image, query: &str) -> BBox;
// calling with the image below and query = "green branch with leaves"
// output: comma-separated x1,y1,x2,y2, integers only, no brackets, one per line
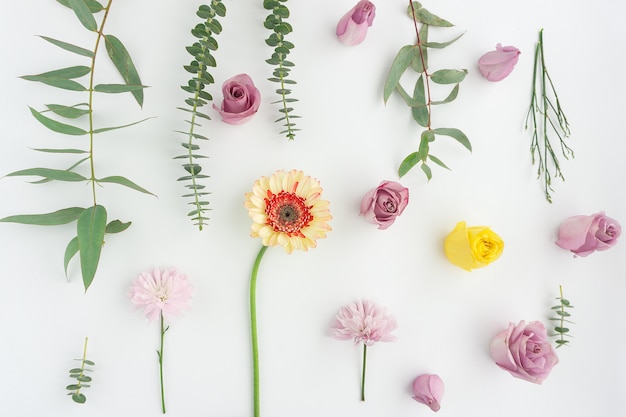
384,1,469,180
176,1,226,230
67,337,94,404
263,0,300,140
549,285,574,348
0,0,153,292
525,29,573,203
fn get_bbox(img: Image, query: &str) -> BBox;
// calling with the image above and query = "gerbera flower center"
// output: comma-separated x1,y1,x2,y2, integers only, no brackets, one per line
155,287,168,302
265,190,313,236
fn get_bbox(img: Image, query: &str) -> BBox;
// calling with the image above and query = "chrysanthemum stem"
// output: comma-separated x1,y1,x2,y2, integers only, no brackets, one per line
158,312,166,414
361,344,367,401
250,245,268,417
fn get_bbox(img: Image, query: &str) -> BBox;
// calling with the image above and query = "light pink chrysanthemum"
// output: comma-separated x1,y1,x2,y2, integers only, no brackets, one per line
332,300,397,346
129,268,192,321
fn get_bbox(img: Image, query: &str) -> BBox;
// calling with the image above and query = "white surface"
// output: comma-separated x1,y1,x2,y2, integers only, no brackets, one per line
1,0,625,416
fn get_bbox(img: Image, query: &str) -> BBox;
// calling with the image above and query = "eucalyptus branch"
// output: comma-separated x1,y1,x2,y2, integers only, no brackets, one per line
0,0,153,291
263,0,300,140
524,29,573,203
66,337,94,404
549,285,575,348
383,2,469,180
176,2,226,230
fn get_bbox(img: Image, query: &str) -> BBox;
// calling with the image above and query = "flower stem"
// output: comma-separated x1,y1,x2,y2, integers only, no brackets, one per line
250,245,269,417
360,344,367,402
158,312,167,414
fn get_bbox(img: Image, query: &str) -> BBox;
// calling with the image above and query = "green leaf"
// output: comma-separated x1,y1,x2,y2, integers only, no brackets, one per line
412,75,428,127
64,236,79,280
383,45,418,103
554,326,570,333
77,205,107,291
97,176,155,196
398,151,422,177
45,103,90,119
20,74,86,91
69,368,83,374
105,219,131,234
0,207,84,226
38,36,94,57
411,6,453,27
72,393,86,404
424,32,465,49
104,35,144,107
428,154,450,170
430,69,468,84
67,0,98,31
92,117,153,134
411,25,428,73
57,0,103,13
5,167,87,182
421,163,432,180
82,359,95,366
77,375,92,382
93,84,147,94
31,66,91,79
66,384,81,391
29,107,87,135
431,84,459,105
432,128,471,151
32,148,88,154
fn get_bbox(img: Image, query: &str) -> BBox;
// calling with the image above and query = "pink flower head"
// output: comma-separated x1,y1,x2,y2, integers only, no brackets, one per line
129,268,192,321
336,1,376,46
332,300,397,346
412,374,445,412
213,74,261,124
360,181,409,230
478,43,520,82
555,211,621,257
490,320,559,384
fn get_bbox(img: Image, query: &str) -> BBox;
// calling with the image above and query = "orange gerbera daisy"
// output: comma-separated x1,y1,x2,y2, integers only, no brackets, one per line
244,169,332,253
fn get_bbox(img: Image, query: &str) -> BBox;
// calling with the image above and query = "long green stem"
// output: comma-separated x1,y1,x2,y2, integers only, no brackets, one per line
360,344,367,402
158,312,167,414
250,245,269,417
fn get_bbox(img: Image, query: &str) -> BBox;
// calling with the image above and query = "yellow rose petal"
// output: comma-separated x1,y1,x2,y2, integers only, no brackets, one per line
444,221,480,271
444,221,504,271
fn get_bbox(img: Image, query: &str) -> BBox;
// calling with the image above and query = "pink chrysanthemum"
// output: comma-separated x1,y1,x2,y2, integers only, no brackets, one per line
129,268,192,321
332,299,397,346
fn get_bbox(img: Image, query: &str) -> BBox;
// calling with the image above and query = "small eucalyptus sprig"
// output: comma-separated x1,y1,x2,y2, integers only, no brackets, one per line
263,0,300,140
0,0,153,292
66,337,94,404
384,1,469,180
549,285,575,348
525,29,573,203
176,1,226,230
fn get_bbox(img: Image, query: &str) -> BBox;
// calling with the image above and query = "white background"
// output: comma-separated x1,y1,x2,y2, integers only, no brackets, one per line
1,0,625,416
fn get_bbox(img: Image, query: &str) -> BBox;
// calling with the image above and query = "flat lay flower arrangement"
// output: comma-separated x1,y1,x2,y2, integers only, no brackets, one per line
0,1,625,417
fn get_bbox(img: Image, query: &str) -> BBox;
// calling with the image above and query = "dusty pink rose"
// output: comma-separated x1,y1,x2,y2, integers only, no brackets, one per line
360,181,409,230
555,211,621,257
478,44,520,81
490,320,558,384
213,74,260,124
412,374,444,412
336,1,376,46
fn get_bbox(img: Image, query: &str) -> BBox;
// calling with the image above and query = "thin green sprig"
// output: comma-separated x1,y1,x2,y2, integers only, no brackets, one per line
0,0,153,291
384,1,469,180
263,0,300,140
549,285,575,348
250,245,268,417
525,28,573,203
176,2,226,230
360,344,367,401
156,312,169,414
67,337,94,404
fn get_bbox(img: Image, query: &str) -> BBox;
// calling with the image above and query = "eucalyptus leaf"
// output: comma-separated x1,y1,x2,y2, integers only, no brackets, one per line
20,75,86,91
38,36,94,57
421,163,433,180
32,148,88,154
93,84,147,94
57,0,103,13
398,151,422,177
431,84,459,105
411,25,428,73
92,117,153,134
82,360,95,366
97,176,155,196
412,75,428,127
424,32,465,49
428,154,450,170
72,393,86,404
28,66,91,79
413,6,453,27
383,45,417,103
0,207,85,226
432,127,472,151
45,104,90,119
430,69,468,84
104,35,144,107
67,0,98,32
5,167,87,182
77,205,107,291
29,107,87,135
64,236,79,280
105,219,131,234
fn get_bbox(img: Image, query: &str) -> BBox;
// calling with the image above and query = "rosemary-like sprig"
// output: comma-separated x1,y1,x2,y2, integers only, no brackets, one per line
549,285,575,348
67,337,94,404
525,28,573,203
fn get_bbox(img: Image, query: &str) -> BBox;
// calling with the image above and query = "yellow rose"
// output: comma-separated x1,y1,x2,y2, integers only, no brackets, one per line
444,221,504,271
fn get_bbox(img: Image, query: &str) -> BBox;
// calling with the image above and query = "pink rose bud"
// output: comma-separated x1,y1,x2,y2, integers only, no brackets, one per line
555,211,621,257
478,43,520,82
213,74,261,124
490,321,559,384
336,0,376,46
359,180,409,230
412,374,444,412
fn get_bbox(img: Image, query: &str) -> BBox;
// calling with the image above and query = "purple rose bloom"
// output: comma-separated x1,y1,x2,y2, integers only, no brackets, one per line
213,74,261,124
360,181,409,230
490,321,559,384
555,212,621,257
478,44,520,82
336,1,376,46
